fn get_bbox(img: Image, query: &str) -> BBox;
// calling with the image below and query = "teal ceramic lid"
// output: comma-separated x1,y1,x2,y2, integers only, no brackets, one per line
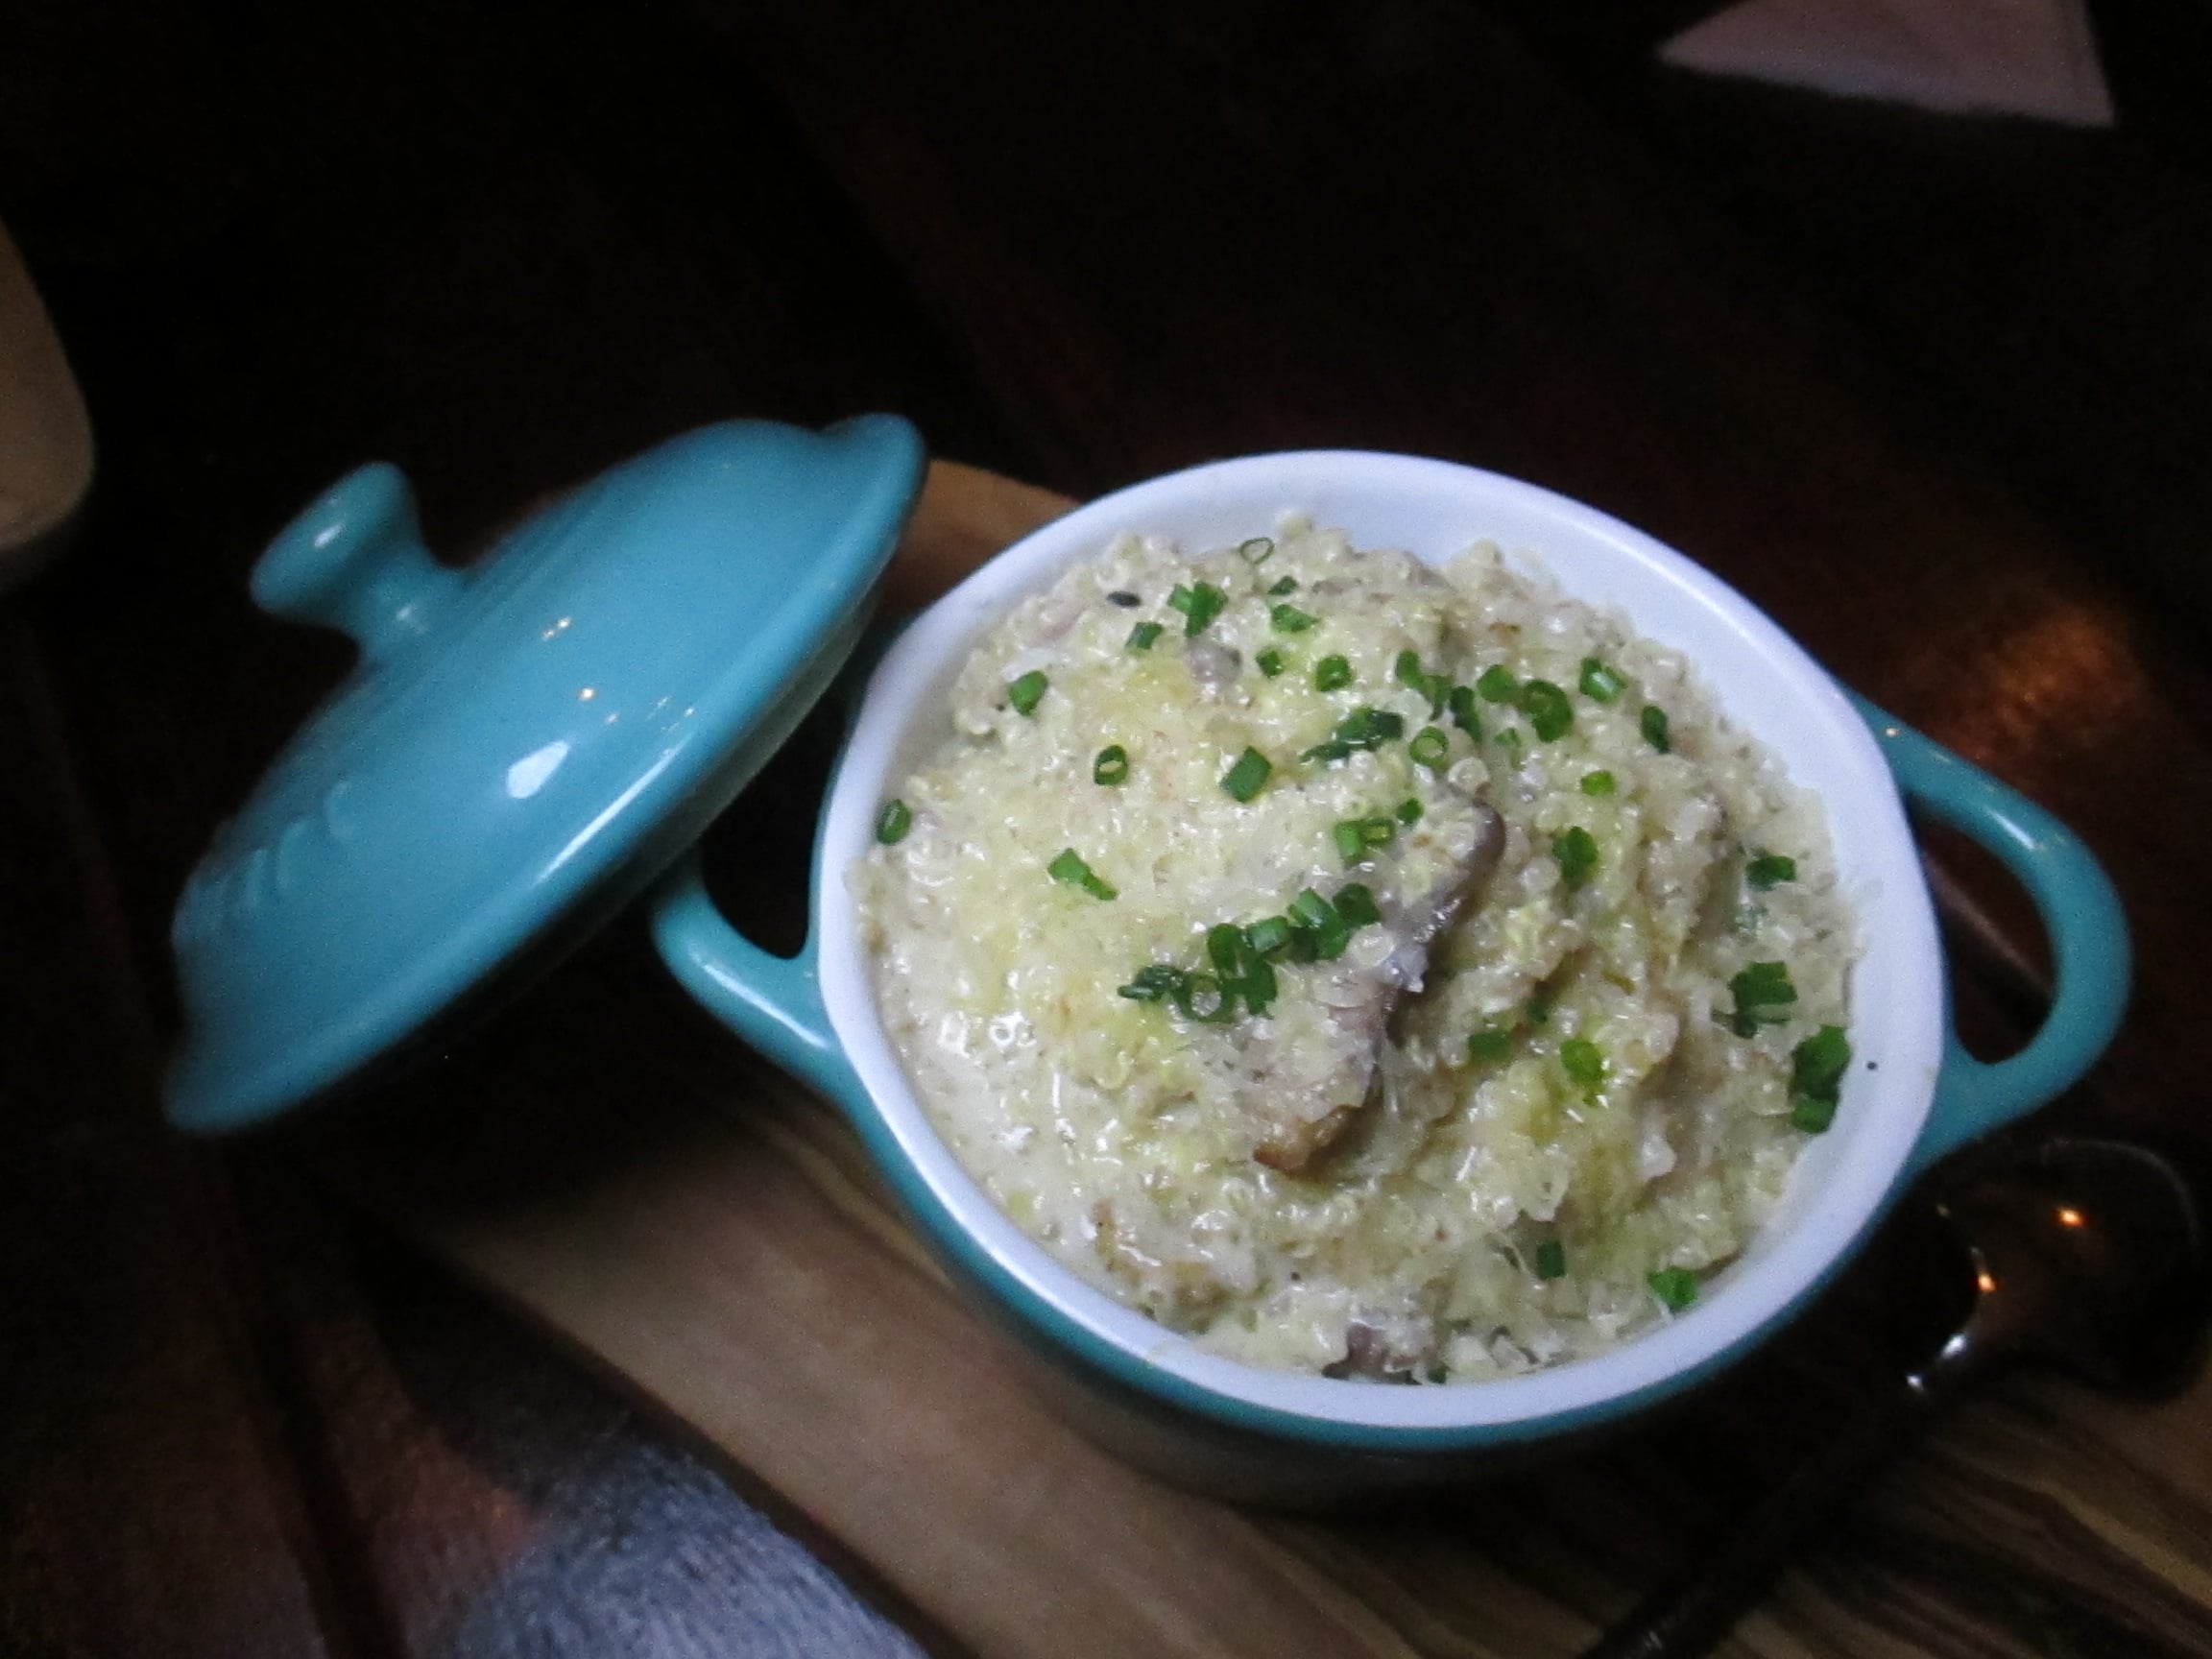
166,416,926,1133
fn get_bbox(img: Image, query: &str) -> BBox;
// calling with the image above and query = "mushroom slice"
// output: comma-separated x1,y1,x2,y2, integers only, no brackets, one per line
1244,802,1504,1173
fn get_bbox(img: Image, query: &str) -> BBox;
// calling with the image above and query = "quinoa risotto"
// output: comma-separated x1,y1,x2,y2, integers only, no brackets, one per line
854,519,1858,1382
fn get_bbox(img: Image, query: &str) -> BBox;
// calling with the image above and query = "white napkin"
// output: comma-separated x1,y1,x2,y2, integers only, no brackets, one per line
1659,0,2114,127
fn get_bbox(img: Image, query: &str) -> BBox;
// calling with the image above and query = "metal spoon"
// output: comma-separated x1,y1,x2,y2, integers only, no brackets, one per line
1582,1137,2212,1659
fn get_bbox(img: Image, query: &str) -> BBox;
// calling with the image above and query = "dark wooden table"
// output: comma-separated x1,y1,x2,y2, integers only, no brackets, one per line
6,4,2211,1656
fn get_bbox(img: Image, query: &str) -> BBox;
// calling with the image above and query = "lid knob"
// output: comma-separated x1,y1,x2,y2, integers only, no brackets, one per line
252,462,464,661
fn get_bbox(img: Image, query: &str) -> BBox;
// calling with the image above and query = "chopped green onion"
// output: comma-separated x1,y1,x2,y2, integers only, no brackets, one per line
1302,705,1405,762
1790,1024,1851,1131
1527,985,1555,1025
1361,815,1397,848
1313,914,1354,961
1467,1027,1512,1063
1256,647,1285,678
1552,826,1599,890
1746,852,1798,889
1120,965,1229,1022
1579,658,1628,702
1580,770,1617,798
1168,581,1230,636
1118,964,1187,1002
1238,536,1276,565
1244,916,1294,958
1219,746,1273,802
1393,650,1450,714
1007,670,1048,716
1448,685,1481,742
1345,706,1406,746
1648,1267,1700,1311
1516,679,1574,742
1093,745,1130,785
1724,960,1798,1036
1268,575,1298,596
1641,704,1671,753
1123,935,1284,1021
1476,664,1520,704
1791,1095,1838,1134
1791,1022,1851,1098
1333,820,1367,863
1288,888,1350,961
1238,954,1279,1017
1047,847,1117,901
1494,728,1524,762
1559,1037,1606,1094
1732,960,1796,1004
1408,726,1451,772
1395,796,1423,825
1313,654,1354,692
1534,1238,1568,1280
1333,883,1381,926
875,800,913,844
1270,602,1318,634
1127,620,1164,652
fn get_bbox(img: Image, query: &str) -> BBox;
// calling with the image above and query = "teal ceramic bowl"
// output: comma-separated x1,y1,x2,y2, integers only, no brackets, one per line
649,447,2129,1497
168,425,2128,1501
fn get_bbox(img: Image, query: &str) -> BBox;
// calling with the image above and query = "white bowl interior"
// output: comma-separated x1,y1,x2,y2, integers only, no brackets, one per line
818,450,1943,1432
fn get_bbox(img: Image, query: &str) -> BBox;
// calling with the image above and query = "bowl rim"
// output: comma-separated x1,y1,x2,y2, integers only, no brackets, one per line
813,448,1943,1440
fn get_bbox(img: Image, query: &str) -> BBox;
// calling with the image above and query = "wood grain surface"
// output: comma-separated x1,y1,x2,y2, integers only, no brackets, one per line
4,0,2210,1653
312,462,2212,1659
0,223,92,585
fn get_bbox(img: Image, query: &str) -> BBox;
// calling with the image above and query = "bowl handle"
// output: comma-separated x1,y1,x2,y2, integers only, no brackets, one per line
1856,699,2131,1174
647,852,869,1112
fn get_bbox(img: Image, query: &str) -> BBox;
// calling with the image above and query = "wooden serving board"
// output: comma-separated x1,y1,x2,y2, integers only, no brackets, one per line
322,462,2212,1659
0,219,92,590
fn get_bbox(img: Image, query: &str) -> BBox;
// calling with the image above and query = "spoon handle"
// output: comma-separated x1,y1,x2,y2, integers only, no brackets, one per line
1578,1380,1940,1659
